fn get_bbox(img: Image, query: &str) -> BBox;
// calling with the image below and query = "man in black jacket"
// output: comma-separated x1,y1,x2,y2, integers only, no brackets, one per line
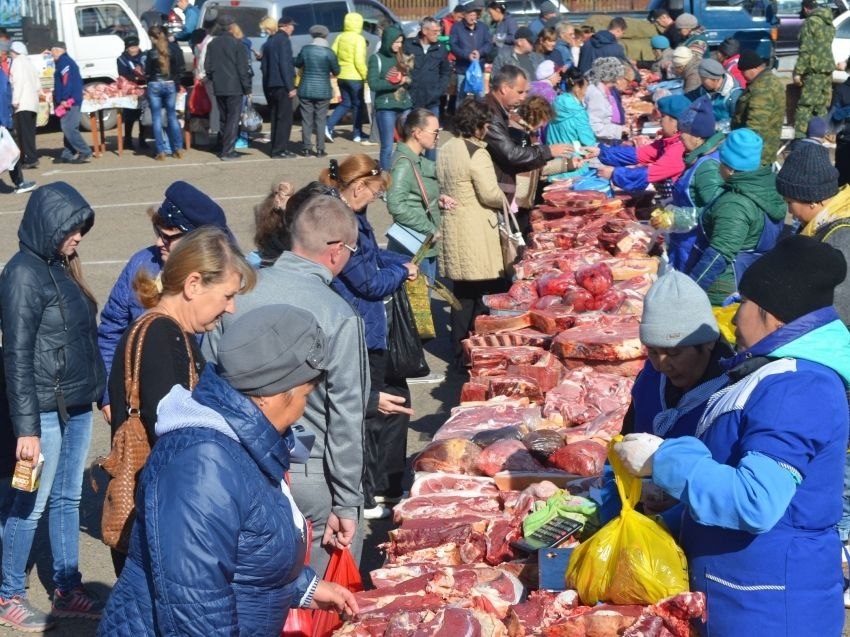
404,17,450,158
484,64,572,219
261,16,297,158
204,15,252,160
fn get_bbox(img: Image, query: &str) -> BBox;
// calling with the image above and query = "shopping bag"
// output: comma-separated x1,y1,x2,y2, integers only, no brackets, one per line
281,518,314,636
514,168,540,209
0,126,20,173
565,436,688,605
241,105,263,133
386,287,430,379
464,60,484,97
498,202,525,277
405,276,435,340
188,79,211,116
311,548,363,637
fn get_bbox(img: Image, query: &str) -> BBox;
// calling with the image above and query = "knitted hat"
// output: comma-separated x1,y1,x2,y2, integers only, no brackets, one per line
739,235,847,324
589,56,624,83
657,94,691,119
737,49,764,71
806,116,828,139
718,37,739,57
650,35,670,49
677,95,715,138
217,305,327,396
776,142,838,203
698,58,726,79
539,0,558,14
640,270,719,347
157,181,232,234
720,128,763,172
672,45,693,66
514,26,534,42
675,13,698,29
536,60,557,80
309,24,329,38
217,14,235,27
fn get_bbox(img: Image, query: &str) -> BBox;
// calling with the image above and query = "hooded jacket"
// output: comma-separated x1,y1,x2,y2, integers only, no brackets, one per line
578,30,627,75
97,369,318,636
652,307,850,636
332,13,368,81
296,38,340,101
368,26,413,111
0,183,105,437
546,91,596,180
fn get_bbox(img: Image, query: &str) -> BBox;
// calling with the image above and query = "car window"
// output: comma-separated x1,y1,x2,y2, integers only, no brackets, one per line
76,4,137,38
838,15,850,38
213,7,268,37
353,0,396,34
285,2,346,36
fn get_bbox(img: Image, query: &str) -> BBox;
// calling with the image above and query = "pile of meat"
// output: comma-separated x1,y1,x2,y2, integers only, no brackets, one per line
82,77,152,103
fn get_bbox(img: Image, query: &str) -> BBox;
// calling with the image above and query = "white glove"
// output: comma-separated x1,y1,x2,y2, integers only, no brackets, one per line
613,433,664,477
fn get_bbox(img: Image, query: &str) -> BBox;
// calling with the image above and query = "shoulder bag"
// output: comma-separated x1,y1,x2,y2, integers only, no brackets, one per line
498,200,525,278
94,312,197,553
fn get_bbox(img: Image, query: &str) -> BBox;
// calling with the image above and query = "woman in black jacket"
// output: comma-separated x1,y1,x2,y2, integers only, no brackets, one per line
145,25,186,161
0,183,106,632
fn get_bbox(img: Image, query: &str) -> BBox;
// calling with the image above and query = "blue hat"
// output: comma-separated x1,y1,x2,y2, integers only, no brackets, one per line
677,96,715,139
806,116,828,139
657,95,691,120
720,128,763,172
650,35,670,49
157,181,231,235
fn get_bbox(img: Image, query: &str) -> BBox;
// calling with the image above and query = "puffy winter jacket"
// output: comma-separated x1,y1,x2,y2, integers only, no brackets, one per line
368,26,413,111
332,13,368,81
0,183,105,437
296,40,340,101
97,367,317,636
332,212,409,350
578,30,627,75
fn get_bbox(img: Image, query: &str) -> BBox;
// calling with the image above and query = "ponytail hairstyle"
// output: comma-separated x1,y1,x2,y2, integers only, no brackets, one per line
148,25,170,76
399,107,437,142
318,154,390,197
253,181,295,267
564,66,588,93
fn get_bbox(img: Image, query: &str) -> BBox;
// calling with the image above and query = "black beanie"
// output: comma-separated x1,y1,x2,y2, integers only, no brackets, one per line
737,49,764,71
739,235,847,323
776,142,839,203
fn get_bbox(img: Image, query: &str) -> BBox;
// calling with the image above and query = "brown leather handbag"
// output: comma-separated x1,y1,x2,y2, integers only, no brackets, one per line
94,313,197,552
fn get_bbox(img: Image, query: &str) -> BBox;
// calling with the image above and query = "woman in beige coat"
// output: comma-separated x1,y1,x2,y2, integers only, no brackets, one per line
437,98,509,366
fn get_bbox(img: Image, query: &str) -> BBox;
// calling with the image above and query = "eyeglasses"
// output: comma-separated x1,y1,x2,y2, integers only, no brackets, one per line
154,224,186,247
326,239,358,254
420,128,441,138
363,182,385,201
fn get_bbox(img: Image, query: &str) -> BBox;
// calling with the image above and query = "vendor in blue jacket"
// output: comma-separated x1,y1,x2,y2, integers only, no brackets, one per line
615,234,850,637
51,42,90,163
98,305,359,636
449,3,491,96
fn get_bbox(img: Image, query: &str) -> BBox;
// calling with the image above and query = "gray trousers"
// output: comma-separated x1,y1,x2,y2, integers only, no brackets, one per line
299,98,329,152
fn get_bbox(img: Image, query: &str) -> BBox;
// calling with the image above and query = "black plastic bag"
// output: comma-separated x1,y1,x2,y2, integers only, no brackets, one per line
386,287,429,379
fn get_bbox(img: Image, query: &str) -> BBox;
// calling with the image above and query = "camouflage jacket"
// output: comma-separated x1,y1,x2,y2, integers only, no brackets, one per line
795,6,835,76
732,67,786,164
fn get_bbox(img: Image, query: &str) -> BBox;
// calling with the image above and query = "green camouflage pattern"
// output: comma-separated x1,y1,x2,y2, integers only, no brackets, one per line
794,7,836,76
796,73,833,137
733,69,787,166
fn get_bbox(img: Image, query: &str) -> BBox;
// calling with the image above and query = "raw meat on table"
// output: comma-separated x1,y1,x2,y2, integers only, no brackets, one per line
543,367,634,426
392,494,503,524
547,440,608,477
475,312,534,334
434,401,541,441
412,438,482,474
552,315,644,361
478,439,546,476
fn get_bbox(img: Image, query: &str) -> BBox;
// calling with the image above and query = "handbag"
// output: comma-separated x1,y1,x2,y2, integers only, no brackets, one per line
514,168,541,210
498,200,525,277
0,126,20,173
94,313,197,552
405,277,435,340
188,78,211,116
385,287,430,379
386,222,427,255
310,548,363,637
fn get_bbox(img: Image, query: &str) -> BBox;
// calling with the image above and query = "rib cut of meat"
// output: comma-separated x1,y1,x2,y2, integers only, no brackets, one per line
552,315,644,361
434,402,542,442
412,438,482,474
409,473,500,498
462,330,553,359
529,306,577,335
381,520,489,560
477,439,546,476
507,351,566,393
392,495,503,524
474,312,533,334
469,345,546,375
486,375,545,403
460,380,489,402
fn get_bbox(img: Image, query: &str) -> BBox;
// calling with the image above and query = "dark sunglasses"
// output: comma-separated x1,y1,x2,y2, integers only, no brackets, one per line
153,224,186,247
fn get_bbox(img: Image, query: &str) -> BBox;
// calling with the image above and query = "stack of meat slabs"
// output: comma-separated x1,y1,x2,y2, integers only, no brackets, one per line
433,399,543,442
552,314,646,378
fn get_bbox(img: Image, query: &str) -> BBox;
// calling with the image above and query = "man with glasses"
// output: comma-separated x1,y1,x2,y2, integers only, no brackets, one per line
205,195,369,577
97,181,236,424
404,17,450,150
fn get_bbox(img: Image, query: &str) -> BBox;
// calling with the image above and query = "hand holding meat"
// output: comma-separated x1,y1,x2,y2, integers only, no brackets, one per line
613,433,663,477
310,580,360,617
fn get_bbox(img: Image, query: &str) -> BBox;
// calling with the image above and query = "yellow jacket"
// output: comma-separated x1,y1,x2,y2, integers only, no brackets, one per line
332,13,368,81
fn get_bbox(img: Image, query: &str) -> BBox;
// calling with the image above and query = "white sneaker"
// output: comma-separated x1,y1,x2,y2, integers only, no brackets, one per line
14,181,36,194
407,372,446,385
360,140,377,146
363,504,391,520
325,127,334,143
844,588,850,609
375,491,408,504
353,135,362,143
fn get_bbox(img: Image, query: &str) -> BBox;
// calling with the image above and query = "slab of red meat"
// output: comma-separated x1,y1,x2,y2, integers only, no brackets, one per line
483,292,527,311
469,345,545,375
509,280,539,304
381,520,488,560
531,294,564,310
506,590,581,636
434,402,542,441
622,591,707,637
460,380,488,402
409,473,500,497
461,330,553,359
369,563,444,589
543,605,644,637
487,375,544,403
561,356,646,378
337,607,508,637
507,351,566,393
552,315,644,361
530,232,576,250
547,440,608,476
562,403,629,444
412,438,482,474
543,368,634,426
529,306,577,335
536,272,577,298
477,439,546,476
392,495,503,524
474,312,534,335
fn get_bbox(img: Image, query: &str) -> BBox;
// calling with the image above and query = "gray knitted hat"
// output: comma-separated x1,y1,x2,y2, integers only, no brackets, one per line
640,270,719,347
776,142,839,203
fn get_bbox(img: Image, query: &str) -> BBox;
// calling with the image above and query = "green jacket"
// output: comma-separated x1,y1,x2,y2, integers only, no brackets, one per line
732,68,786,166
684,132,725,208
368,26,413,111
387,142,442,258
295,40,340,101
794,6,835,76
702,166,786,300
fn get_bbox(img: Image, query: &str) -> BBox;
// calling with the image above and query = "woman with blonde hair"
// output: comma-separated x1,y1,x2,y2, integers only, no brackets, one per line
145,25,185,160
534,26,566,67
106,226,255,575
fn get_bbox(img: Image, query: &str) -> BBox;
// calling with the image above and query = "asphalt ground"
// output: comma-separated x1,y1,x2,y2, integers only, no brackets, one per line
0,120,844,635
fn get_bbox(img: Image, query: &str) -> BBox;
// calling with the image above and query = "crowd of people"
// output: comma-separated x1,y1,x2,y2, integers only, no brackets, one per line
1,0,850,635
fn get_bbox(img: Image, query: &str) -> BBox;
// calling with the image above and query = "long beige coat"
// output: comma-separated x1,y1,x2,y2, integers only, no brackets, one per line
436,136,506,281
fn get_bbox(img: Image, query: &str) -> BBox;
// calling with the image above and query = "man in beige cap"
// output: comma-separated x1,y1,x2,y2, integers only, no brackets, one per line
672,45,701,93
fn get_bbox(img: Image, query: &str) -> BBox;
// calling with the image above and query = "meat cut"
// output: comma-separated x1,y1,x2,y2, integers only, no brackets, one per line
552,315,644,362
412,438,482,474
434,401,542,441
477,439,546,476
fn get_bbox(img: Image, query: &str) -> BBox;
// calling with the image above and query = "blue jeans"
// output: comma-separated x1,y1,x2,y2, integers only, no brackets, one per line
0,409,93,597
327,79,364,137
59,105,90,160
376,108,408,171
147,81,183,155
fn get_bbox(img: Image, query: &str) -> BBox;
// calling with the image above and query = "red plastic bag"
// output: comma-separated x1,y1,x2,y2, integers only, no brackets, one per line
282,515,314,637
189,79,211,117
311,548,363,637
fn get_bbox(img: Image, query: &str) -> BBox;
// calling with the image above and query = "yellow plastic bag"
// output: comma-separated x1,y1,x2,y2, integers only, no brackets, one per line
565,436,688,605
712,303,738,347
